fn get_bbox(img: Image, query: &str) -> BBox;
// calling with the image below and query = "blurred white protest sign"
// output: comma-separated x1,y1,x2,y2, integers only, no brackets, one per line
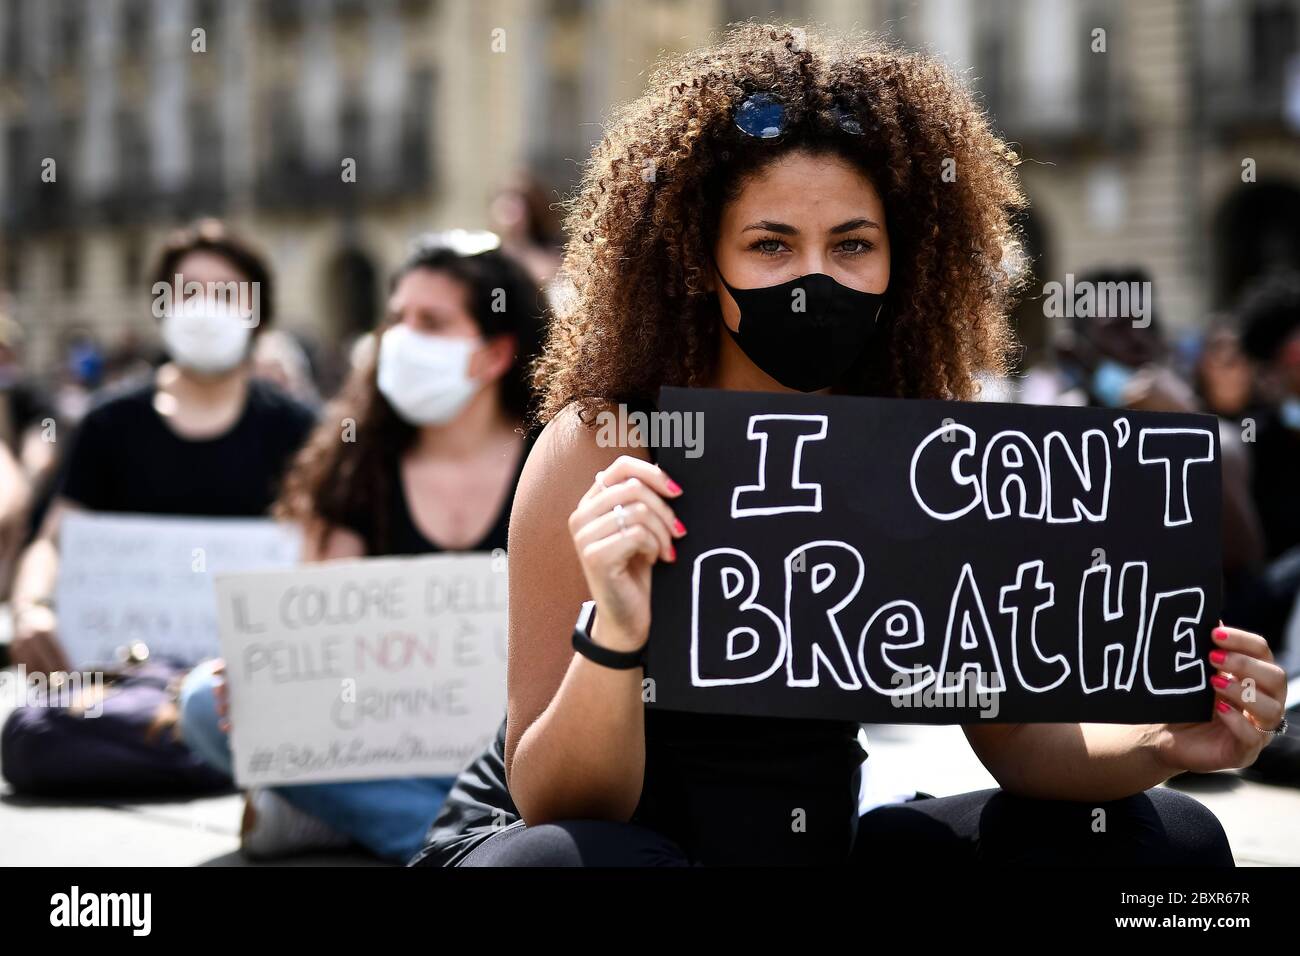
215,553,508,786
57,512,301,668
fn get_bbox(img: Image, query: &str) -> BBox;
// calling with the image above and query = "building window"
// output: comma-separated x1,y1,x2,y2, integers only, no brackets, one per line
190,101,224,192
548,0,586,21
3,0,24,79
401,68,434,188
56,0,84,70
264,0,302,34
193,0,223,42
266,88,306,190
3,245,21,293
116,110,149,195
340,98,367,173
5,124,31,192
123,240,143,289
1249,0,1298,100
120,0,150,47
60,238,81,294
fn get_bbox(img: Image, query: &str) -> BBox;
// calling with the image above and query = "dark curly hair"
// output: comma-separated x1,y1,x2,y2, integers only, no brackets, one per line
533,22,1028,425
152,218,275,329
275,241,547,553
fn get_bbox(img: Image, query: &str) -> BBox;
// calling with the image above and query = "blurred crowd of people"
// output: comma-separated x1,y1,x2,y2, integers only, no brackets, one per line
0,175,1297,862
1016,265,1300,698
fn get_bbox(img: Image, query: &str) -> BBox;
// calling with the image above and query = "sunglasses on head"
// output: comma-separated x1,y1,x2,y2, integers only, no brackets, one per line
733,91,865,139
409,229,502,258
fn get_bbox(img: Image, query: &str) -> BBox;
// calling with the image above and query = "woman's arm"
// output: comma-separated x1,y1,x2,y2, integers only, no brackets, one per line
504,404,683,825
965,625,1287,800
962,722,1174,801
299,518,365,564
10,497,76,673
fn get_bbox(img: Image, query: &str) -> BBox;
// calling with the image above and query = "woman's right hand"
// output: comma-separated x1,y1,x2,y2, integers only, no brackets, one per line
11,605,71,674
567,455,686,653
210,659,231,733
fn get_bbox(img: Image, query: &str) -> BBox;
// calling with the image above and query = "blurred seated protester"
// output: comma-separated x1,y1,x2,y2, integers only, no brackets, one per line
2,224,314,796
1194,324,1255,422
0,314,57,602
489,171,565,290
53,331,107,425
1052,267,1265,582
1234,270,1300,782
1238,271,1300,565
8,219,316,676
0,440,29,605
0,311,57,483
176,231,546,863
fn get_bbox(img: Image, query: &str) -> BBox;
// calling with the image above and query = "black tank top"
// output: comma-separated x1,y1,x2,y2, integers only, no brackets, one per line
626,394,867,865
343,433,530,556
412,396,867,867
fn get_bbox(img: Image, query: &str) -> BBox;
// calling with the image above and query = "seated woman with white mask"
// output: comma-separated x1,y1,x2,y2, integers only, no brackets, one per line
9,219,316,676
176,232,547,862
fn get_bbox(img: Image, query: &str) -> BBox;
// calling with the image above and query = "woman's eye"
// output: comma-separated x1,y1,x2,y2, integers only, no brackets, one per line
837,239,873,255
750,238,788,256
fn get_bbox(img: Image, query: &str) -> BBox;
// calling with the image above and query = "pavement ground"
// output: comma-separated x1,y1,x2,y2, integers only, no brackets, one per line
1,687,1297,867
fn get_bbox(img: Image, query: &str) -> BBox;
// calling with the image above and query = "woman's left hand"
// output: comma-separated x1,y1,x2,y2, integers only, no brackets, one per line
1154,624,1287,774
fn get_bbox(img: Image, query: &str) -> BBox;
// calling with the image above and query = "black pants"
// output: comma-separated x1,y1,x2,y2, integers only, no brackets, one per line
457,786,1234,866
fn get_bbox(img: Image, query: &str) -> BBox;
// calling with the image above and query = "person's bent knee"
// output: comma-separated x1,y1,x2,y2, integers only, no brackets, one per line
1143,787,1234,866
460,819,687,867
175,661,230,775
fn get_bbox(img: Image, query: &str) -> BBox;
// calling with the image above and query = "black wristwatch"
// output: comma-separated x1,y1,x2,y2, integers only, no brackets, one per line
571,600,646,670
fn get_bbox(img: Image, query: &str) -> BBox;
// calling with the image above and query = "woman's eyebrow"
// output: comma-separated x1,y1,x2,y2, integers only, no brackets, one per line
742,220,798,235
829,218,880,234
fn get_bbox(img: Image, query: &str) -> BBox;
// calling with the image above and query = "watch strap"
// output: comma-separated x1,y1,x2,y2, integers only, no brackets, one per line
571,600,645,670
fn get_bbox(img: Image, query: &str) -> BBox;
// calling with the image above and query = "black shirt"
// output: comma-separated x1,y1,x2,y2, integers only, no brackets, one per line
59,376,316,517
339,436,530,556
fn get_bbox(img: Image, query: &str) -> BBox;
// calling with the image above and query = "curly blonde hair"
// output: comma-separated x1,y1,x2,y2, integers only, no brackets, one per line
532,22,1028,425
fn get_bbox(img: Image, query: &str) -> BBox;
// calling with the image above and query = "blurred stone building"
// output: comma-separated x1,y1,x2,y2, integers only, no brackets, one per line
1,0,1298,377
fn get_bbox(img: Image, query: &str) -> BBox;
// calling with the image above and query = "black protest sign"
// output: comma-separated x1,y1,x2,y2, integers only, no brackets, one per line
644,386,1222,724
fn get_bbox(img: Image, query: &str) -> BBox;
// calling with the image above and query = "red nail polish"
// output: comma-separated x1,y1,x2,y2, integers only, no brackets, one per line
1211,674,1231,689
667,544,677,562
1210,649,1227,664
1215,700,1231,713
665,478,682,495
1212,627,1227,641
673,518,686,535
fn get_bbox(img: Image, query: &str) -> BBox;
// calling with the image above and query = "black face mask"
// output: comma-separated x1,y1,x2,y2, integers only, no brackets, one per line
717,269,887,392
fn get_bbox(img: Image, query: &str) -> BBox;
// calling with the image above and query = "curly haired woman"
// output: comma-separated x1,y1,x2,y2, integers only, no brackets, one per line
414,24,1284,867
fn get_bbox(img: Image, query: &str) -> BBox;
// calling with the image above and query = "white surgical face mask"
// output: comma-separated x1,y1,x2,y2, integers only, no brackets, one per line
376,324,484,425
160,300,253,374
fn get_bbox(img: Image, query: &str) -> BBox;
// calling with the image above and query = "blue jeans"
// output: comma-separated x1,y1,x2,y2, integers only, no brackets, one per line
177,659,454,864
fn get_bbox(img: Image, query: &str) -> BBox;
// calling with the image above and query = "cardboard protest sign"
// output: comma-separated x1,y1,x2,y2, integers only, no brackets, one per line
214,553,507,786
646,387,1223,724
57,512,301,668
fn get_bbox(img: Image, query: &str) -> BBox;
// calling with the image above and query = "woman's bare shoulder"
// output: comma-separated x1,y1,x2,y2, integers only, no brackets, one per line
509,400,652,545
